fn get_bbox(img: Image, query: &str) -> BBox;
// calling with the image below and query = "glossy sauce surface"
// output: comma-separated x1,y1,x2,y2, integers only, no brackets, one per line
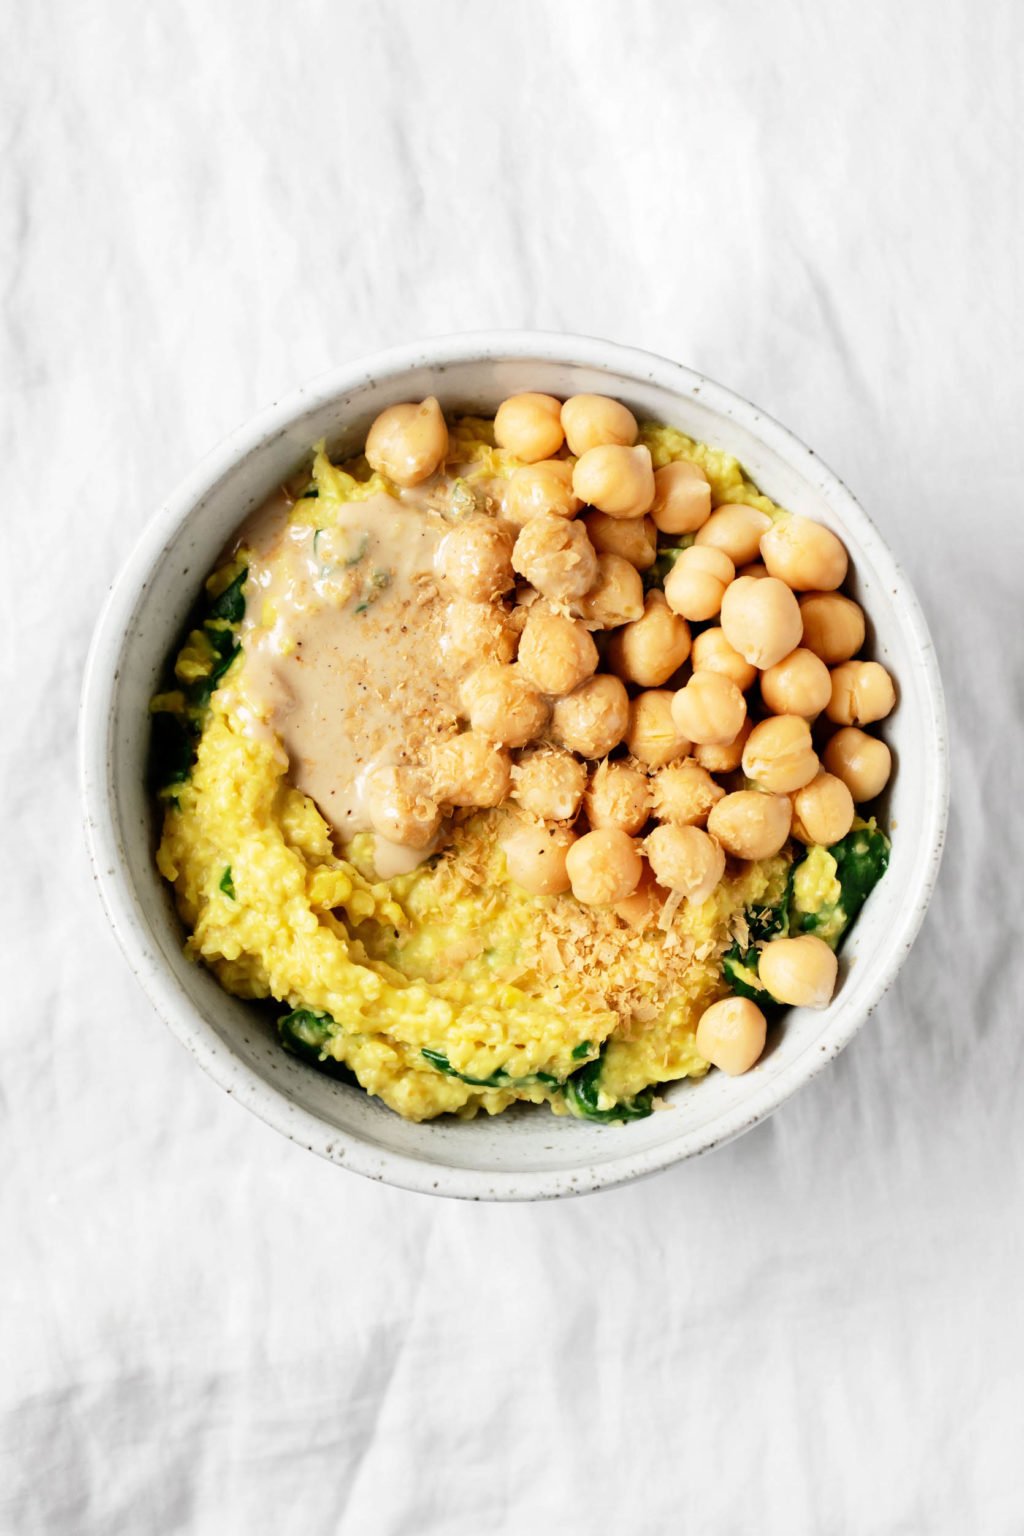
231,482,466,876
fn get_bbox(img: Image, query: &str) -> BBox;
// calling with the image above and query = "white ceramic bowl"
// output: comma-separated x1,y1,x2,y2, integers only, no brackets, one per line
80,332,947,1200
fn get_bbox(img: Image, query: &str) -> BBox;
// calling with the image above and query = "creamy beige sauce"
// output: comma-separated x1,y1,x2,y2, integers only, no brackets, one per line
230,484,465,877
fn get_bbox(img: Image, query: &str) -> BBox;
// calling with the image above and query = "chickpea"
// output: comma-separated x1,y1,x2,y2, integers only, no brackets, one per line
664,544,735,622
670,672,747,746
512,514,599,604
365,765,442,848
561,394,638,456
690,627,757,692
512,747,587,821
707,790,792,860
826,660,897,726
758,934,838,1009
695,996,767,1075
742,715,819,794
695,503,772,565
798,592,866,664
584,510,657,570
760,515,848,591
443,599,518,672
737,561,770,580
823,727,892,802
694,717,751,774
503,459,581,527
651,760,724,826
584,760,651,835
494,393,564,462
566,828,643,906
430,731,511,808
606,595,688,690
573,444,655,519
460,662,550,748
719,575,803,670
550,674,630,759
517,604,598,697
502,820,575,896
791,771,855,846
364,397,448,487
579,553,645,629
626,691,691,769
644,824,725,904
760,647,832,719
650,460,712,535
437,516,515,602
612,865,666,931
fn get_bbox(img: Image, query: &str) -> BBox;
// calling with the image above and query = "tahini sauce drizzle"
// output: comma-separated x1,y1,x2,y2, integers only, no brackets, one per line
231,482,468,878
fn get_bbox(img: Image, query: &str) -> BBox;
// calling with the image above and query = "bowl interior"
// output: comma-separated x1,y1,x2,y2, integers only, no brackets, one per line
86,340,946,1198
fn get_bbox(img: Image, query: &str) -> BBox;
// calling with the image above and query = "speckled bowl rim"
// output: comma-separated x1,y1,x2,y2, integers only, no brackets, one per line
80,331,949,1200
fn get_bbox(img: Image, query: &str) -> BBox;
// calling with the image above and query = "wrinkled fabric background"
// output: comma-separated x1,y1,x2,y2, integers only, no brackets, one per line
2,1,1022,1531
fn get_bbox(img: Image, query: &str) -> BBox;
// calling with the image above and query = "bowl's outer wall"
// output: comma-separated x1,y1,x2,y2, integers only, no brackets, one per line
81,335,948,1199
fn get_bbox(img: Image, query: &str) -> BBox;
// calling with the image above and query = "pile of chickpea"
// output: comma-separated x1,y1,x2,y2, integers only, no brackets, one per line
363,391,896,1077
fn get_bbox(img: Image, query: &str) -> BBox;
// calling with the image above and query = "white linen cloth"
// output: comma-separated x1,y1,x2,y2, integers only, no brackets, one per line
2,1,1022,1530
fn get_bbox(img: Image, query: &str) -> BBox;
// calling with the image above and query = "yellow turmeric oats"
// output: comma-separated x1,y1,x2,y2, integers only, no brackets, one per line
151,399,890,1123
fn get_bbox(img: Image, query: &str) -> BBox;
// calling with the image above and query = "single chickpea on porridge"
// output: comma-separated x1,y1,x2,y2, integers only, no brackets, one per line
150,393,893,1123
